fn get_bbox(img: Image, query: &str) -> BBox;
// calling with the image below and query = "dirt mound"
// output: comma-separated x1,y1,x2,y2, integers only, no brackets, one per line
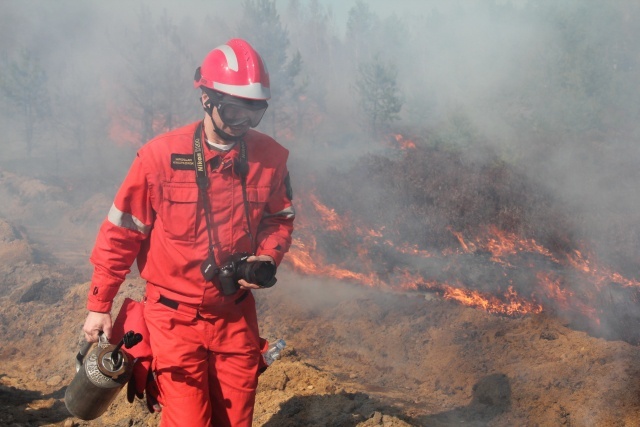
2,263,640,426
0,218,33,284
0,170,109,271
0,217,72,308
257,276,640,425
0,277,412,427
0,170,67,225
0,219,411,426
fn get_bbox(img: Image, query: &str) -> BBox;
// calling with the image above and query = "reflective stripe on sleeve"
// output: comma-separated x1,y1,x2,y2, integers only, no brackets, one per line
107,203,151,235
264,205,296,220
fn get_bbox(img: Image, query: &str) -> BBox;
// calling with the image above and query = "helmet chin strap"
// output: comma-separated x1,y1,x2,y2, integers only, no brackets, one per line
211,115,246,142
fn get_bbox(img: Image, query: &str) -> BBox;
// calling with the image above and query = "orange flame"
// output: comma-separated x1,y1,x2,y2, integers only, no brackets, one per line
286,189,639,322
442,284,543,316
394,134,417,150
308,194,343,232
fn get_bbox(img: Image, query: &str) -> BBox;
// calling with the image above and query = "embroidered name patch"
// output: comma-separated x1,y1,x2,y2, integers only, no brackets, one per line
171,154,195,170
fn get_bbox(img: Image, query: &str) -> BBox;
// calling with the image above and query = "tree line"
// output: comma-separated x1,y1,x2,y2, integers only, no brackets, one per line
1,0,639,172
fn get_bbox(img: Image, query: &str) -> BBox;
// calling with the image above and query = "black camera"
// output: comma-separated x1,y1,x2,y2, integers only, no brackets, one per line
218,252,277,296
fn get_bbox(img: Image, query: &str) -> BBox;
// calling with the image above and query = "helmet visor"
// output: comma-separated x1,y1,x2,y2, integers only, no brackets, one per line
217,98,268,128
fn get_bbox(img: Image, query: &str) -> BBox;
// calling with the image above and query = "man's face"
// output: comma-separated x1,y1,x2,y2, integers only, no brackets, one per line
205,93,268,137
212,105,250,137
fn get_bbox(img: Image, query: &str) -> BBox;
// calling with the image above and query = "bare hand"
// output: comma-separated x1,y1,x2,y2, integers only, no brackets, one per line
82,311,113,342
238,255,275,290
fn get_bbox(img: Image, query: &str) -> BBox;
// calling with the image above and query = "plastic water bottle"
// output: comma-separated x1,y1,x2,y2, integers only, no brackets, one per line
263,339,286,366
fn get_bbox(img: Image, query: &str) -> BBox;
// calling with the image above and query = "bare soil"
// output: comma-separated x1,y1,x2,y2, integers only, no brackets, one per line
2,171,640,426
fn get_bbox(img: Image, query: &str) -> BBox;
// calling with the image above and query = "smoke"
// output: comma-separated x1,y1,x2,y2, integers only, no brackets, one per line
2,1,640,329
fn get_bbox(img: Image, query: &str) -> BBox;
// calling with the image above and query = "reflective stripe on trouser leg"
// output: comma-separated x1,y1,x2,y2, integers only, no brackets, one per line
144,293,261,427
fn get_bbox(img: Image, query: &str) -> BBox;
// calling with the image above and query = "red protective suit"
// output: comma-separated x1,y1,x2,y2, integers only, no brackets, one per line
87,121,294,426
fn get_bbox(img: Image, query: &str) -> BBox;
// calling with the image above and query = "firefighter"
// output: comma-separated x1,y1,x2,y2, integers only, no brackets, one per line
81,38,295,427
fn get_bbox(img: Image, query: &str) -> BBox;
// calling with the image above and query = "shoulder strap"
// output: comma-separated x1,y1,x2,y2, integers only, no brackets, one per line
192,123,216,265
193,124,256,259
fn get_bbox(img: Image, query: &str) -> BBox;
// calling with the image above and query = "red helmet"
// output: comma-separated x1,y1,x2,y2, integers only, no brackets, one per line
194,38,270,101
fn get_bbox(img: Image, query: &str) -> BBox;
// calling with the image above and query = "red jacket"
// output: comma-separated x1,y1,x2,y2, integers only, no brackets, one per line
88,121,294,312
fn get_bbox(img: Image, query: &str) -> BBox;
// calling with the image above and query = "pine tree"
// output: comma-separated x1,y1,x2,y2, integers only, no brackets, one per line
354,54,403,134
238,0,304,138
0,49,50,155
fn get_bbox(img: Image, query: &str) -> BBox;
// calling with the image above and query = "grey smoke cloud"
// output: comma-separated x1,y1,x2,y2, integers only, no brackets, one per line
1,0,639,284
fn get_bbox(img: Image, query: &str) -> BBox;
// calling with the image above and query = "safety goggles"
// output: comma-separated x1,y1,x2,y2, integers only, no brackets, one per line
216,98,268,128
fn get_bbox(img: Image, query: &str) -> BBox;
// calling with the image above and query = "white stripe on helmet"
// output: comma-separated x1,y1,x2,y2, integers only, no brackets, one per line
217,45,239,72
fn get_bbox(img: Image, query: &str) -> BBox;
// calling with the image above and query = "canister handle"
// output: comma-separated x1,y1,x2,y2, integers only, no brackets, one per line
75,332,108,372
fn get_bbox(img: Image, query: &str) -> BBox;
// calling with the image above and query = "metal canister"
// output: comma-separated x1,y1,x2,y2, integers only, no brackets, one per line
64,334,133,420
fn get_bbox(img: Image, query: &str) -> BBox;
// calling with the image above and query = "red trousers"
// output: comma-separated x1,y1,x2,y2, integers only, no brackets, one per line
144,286,262,427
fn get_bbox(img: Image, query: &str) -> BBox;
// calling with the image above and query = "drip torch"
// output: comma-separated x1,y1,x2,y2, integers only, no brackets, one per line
64,330,142,420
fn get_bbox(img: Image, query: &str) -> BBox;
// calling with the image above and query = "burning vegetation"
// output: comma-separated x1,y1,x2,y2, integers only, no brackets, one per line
286,133,640,344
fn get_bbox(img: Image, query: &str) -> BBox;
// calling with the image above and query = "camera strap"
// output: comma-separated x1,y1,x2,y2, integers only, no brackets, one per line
192,122,254,268
193,122,217,274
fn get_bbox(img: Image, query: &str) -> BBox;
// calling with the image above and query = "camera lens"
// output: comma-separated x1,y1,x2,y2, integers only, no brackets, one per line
240,261,277,288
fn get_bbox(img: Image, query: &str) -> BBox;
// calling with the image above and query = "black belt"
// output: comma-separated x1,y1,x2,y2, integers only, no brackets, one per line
158,291,249,310
158,295,179,310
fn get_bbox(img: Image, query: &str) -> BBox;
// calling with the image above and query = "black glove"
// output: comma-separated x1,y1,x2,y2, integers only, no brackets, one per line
126,358,161,413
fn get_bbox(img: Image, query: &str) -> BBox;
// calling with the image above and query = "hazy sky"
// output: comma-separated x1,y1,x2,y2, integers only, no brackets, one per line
322,0,431,23
281,0,525,28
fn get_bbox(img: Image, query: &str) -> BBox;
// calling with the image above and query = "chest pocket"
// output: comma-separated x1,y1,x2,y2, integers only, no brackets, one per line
246,186,270,227
161,184,199,241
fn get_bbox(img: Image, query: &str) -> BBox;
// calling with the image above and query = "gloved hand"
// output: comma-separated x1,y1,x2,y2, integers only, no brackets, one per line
111,298,159,412
127,357,162,413
144,370,161,413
